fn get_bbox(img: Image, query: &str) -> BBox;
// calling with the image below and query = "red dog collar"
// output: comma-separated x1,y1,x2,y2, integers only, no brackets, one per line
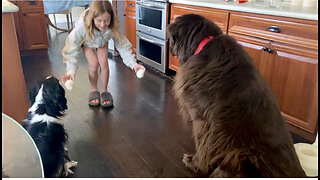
194,36,214,55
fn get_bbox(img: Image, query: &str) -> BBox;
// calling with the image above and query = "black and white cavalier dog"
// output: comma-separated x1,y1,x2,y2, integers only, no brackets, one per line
23,76,77,178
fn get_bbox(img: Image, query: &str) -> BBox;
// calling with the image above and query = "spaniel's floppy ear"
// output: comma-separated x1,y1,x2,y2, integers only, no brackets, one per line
29,84,42,106
41,77,68,117
52,84,67,112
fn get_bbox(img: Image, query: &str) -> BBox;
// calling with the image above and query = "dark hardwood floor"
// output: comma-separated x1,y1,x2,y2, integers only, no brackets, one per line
20,24,312,178
21,26,196,178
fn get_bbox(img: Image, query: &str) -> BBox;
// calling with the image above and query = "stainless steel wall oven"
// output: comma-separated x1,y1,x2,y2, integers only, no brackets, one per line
136,0,169,73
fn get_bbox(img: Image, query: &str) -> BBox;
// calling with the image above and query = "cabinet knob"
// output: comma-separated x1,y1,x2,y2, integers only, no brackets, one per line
130,3,134,7
267,26,281,33
263,47,268,51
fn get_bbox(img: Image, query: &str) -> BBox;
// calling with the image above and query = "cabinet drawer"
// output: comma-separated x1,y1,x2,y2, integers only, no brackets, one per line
228,12,318,50
125,0,136,13
171,4,229,33
17,0,44,10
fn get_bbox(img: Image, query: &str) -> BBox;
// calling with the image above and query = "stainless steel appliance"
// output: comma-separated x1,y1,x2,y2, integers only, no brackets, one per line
136,0,168,73
136,31,167,73
136,0,168,40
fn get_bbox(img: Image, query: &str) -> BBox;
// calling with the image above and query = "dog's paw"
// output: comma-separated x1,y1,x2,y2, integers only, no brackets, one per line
182,154,198,171
182,154,193,164
63,160,78,176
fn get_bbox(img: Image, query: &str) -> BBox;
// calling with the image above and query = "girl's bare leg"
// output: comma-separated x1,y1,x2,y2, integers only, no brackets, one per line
83,46,100,104
97,43,111,105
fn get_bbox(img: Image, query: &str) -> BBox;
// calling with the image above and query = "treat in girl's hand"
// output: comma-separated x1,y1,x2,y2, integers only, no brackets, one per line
65,79,74,90
136,69,145,78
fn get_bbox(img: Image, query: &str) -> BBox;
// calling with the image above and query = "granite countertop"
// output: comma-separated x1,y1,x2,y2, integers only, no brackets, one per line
169,0,318,20
2,0,19,13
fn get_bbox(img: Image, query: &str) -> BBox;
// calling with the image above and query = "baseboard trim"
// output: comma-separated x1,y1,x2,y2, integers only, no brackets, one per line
20,49,48,57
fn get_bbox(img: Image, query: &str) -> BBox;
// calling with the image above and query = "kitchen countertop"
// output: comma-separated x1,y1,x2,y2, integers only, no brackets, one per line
2,0,19,13
169,0,318,20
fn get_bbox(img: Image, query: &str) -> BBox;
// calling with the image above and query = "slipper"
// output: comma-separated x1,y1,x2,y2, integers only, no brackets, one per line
88,91,100,106
100,92,113,108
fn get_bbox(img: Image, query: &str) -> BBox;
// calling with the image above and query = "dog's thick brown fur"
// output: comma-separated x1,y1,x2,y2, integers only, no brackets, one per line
167,14,306,177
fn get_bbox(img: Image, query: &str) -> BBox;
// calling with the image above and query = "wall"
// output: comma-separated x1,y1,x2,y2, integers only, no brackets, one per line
117,0,126,34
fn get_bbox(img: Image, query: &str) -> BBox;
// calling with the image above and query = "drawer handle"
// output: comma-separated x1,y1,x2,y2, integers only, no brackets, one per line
267,26,281,33
267,48,274,53
263,47,274,54
28,1,37,5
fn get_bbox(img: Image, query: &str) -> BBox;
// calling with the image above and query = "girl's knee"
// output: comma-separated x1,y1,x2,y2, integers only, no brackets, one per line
88,63,99,72
99,62,109,71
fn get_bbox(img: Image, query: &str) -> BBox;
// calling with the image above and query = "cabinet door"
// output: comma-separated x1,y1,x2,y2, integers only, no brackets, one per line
229,32,274,84
20,9,49,50
270,42,318,134
125,10,136,53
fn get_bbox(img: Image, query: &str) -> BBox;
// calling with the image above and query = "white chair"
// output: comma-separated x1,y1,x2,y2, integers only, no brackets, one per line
52,8,73,31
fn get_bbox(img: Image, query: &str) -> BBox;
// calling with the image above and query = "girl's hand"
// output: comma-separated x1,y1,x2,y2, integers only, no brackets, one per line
134,64,145,73
61,74,75,84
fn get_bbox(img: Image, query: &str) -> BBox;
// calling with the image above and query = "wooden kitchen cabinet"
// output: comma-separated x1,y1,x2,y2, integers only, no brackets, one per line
228,32,274,84
229,12,318,140
19,9,49,50
169,4,230,72
125,0,136,53
228,12,318,50
269,42,318,135
9,0,49,54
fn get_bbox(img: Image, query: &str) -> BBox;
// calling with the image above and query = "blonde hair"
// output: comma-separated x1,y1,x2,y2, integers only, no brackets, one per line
82,0,120,43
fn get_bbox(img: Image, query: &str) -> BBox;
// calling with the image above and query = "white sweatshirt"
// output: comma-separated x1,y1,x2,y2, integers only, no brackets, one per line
62,10,138,76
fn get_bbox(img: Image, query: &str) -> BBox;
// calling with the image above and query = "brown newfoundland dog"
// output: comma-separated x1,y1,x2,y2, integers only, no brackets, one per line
167,14,306,177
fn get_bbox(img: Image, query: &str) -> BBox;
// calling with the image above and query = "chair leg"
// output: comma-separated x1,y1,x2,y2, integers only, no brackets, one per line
66,14,70,31
53,14,57,26
70,12,73,29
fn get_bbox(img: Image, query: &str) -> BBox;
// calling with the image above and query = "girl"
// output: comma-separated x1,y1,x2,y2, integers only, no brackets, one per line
61,0,145,107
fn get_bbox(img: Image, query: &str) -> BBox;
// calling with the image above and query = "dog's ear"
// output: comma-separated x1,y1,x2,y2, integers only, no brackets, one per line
42,77,68,117
49,77,67,112
52,84,68,112
167,23,179,57
167,14,224,65
29,84,42,107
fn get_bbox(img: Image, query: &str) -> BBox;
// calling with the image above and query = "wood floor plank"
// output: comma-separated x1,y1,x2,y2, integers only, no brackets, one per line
109,140,154,177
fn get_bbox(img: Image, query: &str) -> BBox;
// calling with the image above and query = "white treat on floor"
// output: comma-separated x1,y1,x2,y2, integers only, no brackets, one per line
65,79,74,90
136,69,145,78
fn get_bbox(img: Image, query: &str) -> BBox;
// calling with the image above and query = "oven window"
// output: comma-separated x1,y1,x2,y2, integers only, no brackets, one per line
139,38,162,64
139,7,162,30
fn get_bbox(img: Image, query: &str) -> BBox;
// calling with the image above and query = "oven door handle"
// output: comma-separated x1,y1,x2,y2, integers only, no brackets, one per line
137,34,164,46
136,2,166,9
